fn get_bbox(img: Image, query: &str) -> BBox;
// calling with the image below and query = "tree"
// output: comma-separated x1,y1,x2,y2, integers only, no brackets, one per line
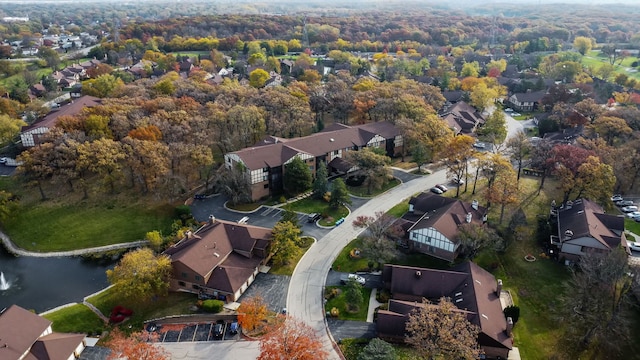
0,190,17,225
352,212,402,266
572,156,615,204
237,295,268,333
456,223,503,260
215,163,252,205
249,68,270,88
485,168,518,224
358,338,396,360
477,110,507,144
442,135,475,197
589,115,632,146
460,61,480,77
405,297,482,360
145,230,164,252
469,82,499,112
106,328,168,360
271,221,301,267
105,248,172,304
346,147,392,195
506,131,532,181
258,317,328,360
0,114,26,144
330,178,351,208
82,74,125,97
312,161,329,199
573,36,593,56
280,208,301,229
284,157,312,196
558,248,638,358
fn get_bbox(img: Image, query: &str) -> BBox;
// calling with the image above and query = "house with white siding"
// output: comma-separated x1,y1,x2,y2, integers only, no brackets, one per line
550,199,628,264
400,193,488,262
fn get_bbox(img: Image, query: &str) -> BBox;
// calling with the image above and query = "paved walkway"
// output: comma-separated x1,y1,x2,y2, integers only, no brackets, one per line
286,168,448,359
366,289,381,323
0,230,148,257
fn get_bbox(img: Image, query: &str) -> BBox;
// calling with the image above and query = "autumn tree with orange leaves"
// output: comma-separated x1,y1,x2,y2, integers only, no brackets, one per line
237,295,268,333
258,316,328,360
106,328,168,360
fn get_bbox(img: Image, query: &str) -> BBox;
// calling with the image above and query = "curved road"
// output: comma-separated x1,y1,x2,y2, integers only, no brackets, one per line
286,168,448,359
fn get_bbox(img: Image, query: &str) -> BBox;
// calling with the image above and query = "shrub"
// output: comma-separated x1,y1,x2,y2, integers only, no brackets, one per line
330,307,340,317
202,299,224,313
278,195,287,204
174,205,193,225
504,305,520,324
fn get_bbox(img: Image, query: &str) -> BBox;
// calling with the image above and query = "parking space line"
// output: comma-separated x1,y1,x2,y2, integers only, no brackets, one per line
261,207,275,216
271,209,282,217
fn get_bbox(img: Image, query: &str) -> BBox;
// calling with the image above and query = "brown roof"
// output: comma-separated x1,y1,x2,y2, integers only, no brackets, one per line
557,199,625,249
0,305,52,360
230,122,399,171
21,96,102,133
440,101,485,134
379,262,511,351
164,219,271,294
27,332,85,360
404,193,487,243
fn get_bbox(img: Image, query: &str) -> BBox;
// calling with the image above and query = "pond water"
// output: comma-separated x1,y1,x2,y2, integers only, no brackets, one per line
0,246,114,313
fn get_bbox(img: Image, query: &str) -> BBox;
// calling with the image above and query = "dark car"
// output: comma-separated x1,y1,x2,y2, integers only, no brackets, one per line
213,321,225,339
229,321,239,335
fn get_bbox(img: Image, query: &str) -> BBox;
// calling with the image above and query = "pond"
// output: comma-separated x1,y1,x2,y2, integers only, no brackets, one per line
0,246,114,313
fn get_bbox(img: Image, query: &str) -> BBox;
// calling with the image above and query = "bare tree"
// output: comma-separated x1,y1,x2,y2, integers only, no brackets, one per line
505,131,532,181
456,223,504,260
352,211,403,266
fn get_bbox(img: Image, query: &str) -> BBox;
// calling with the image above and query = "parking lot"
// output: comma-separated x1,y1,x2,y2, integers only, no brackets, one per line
152,321,241,343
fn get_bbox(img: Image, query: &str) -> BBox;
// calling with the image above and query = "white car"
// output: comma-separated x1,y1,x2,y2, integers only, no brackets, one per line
626,211,640,219
512,112,521,117
340,274,366,285
473,142,486,149
621,206,639,213
504,108,513,112
430,186,444,194
628,241,640,252
451,177,465,186
611,195,623,202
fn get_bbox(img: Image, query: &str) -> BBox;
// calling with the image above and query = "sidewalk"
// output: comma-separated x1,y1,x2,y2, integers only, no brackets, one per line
366,289,381,323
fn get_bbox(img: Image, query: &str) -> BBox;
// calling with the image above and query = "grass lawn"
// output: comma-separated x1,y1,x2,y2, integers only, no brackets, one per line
226,202,262,212
270,236,315,275
325,286,372,321
332,238,371,273
3,201,175,251
0,67,52,88
386,199,410,218
282,197,349,226
86,290,198,332
581,52,640,81
42,304,106,335
347,178,400,198
626,218,640,236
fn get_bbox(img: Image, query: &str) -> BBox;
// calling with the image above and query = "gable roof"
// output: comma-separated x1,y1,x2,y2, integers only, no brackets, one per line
0,305,52,360
381,262,511,351
440,101,485,134
557,199,625,249
27,332,86,360
404,192,487,242
511,90,546,103
21,95,102,133
230,122,399,171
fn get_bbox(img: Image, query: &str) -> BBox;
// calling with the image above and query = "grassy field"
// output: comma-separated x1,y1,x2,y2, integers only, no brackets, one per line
325,286,372,321
626,218,640,236
582,50,640,81
42,304,106,335
347,178,400,197
282,197,349,226
0,67,53,88
86,290,198,332
3,201,175,251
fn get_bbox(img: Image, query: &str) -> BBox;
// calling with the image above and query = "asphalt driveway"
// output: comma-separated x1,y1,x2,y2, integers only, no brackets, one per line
238,273,290,313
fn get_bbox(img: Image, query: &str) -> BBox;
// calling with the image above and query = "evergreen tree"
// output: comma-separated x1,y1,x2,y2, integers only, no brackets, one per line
284,157,312,196
312,162,329,199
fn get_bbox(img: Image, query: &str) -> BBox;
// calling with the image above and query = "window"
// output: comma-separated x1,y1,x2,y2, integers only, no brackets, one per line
412,232,418,239
192,284,200,290
264,184,269,189
195,275,202,281
178,281,186,287
181,272,188,278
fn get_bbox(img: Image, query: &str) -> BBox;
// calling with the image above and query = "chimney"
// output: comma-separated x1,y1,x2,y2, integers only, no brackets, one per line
472,200,479,210
466,212,472,223
208,215,216,224
409,203,414,213
496,279,502,295
506,317,513,336
415,270,422,278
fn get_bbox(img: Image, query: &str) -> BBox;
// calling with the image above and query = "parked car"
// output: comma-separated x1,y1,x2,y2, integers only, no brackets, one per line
616,200,635,207
340,273,366,285
621,206,639,213
213,321,225,339
626,211,640,219
229,321,239,335
512,112,521,117
611,194,623,202
628,241,640,252
430,186,444,194
307,213,321,223
436,184,449,192
451,177,465,185
504,108,513,112
473,142,486,149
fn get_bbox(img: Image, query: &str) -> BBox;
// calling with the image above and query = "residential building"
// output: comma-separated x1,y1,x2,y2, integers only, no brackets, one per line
0,304,86,360
400,192,487,262
164,216,272,303
224,121,403,201
550,199,628,264
20,96,102,147
507,90,546,112
376,262,513,359
439,101,485,135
